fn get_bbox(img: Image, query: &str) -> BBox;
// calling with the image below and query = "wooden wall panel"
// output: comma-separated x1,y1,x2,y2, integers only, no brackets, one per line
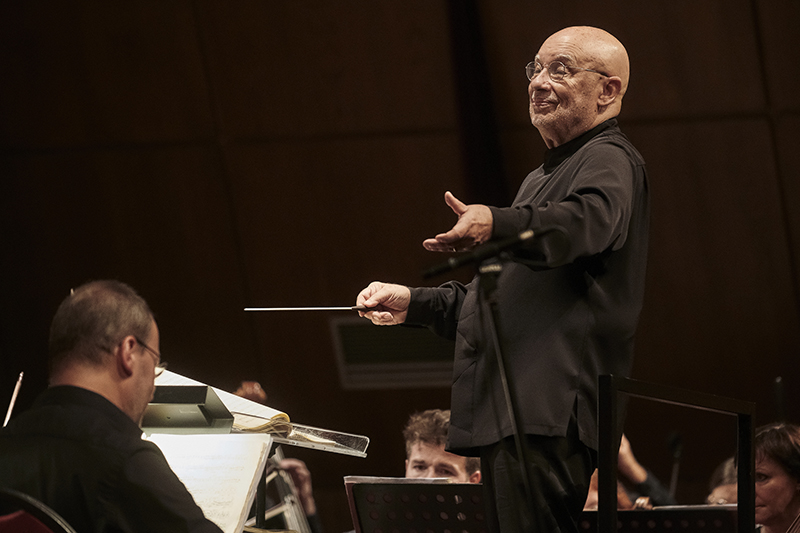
0,146,256,402
0,1,213,148
776,116,800,296
627,118,800,414
758,0,800,111
194,1,457,138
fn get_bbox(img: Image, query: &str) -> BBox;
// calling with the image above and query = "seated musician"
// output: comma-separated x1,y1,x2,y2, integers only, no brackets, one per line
0,280,222,532
754,422,800,533
707,456,737,505
403,409,481,483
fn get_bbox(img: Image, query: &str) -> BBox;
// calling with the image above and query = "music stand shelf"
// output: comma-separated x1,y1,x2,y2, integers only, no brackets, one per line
271,423,369,458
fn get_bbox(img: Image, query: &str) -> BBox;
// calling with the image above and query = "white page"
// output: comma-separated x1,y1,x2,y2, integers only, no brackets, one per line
148,433,272,533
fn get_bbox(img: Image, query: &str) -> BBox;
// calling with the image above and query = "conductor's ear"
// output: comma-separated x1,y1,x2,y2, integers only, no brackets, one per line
598,76,622,107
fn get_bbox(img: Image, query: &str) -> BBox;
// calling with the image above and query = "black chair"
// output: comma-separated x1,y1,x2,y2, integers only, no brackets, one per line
0,487,77,533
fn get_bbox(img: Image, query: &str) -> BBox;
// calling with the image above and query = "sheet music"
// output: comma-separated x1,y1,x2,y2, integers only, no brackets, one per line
148,433,272,533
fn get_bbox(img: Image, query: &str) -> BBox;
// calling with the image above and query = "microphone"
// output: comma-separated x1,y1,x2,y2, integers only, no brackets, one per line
423,229,534,278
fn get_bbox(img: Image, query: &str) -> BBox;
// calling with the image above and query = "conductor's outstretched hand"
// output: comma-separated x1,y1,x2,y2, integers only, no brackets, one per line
357,282,410,325
422,191,493,252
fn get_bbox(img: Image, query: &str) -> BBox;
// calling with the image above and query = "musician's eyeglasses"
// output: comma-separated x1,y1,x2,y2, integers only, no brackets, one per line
135,337,168,377
525,60,609,82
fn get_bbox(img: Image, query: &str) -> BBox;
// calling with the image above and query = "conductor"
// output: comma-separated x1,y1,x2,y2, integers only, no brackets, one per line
357,26,649,533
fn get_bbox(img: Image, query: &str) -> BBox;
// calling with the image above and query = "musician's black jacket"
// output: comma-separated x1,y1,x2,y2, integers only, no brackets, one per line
0,385,222,533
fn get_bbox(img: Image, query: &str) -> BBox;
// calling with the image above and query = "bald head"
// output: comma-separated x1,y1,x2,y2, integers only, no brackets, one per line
528,26,630,147
544,26,630,99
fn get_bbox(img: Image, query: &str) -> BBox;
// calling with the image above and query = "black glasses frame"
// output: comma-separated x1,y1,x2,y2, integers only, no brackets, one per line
134,337,168,376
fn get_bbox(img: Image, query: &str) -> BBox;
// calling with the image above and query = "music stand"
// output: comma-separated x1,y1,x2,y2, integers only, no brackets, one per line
142,385,234,435
581,506,738,533
345,477,488,533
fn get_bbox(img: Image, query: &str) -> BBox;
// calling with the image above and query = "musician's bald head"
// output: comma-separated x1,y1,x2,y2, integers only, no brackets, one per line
528,26,630,147
548,26,630,95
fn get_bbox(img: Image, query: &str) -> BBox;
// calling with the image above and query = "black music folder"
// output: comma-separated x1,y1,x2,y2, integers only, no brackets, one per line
345,476,488,533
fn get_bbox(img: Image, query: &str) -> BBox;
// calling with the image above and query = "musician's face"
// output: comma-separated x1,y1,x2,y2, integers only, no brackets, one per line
405,442,473,483
755,455,800,529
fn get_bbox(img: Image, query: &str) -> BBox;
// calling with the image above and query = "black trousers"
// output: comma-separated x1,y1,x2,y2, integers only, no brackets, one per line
479,417,596,533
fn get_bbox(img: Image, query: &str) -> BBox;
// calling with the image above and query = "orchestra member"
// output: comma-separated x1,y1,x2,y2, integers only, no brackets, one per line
0,280,222,533
754,423,800,533
403,409,480,483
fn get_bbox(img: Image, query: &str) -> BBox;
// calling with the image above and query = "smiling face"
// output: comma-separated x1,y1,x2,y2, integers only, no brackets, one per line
527,27,629,148
528,50,601,147
755,455,800,530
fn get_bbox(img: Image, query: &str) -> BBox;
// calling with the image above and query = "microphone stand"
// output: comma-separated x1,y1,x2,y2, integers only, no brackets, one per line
423,229,560,525
476,257,535,524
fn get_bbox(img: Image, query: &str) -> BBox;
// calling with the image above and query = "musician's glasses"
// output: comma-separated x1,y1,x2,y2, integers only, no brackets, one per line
135,337,168,377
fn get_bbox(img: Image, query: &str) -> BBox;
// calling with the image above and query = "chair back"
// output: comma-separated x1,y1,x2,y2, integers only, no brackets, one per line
0,488,77,533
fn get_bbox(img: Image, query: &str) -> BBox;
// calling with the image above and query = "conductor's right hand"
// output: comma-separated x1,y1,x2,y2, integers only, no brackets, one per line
357,282,411,325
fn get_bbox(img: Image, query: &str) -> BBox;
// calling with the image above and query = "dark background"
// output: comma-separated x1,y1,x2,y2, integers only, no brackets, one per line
2,1,799,530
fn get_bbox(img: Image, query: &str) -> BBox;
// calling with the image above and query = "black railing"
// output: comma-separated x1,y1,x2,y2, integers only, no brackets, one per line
597,374,756,533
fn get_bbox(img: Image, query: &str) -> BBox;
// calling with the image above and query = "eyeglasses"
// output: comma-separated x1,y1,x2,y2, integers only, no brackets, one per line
525,60,609,82
134,337,168,377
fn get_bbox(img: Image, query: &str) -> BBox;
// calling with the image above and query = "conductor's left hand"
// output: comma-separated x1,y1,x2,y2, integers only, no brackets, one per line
422,191,493,252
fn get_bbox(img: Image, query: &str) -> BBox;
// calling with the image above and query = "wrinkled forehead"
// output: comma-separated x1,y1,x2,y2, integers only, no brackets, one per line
535,34,587,65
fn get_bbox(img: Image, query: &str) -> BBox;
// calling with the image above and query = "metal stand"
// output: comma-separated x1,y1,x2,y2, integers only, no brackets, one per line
252,445,311,533
476,259,535,521
598,375,756,533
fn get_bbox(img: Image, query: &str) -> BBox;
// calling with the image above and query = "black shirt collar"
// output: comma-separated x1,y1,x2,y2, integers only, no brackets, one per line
33,385,143,437
542,118,617,173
